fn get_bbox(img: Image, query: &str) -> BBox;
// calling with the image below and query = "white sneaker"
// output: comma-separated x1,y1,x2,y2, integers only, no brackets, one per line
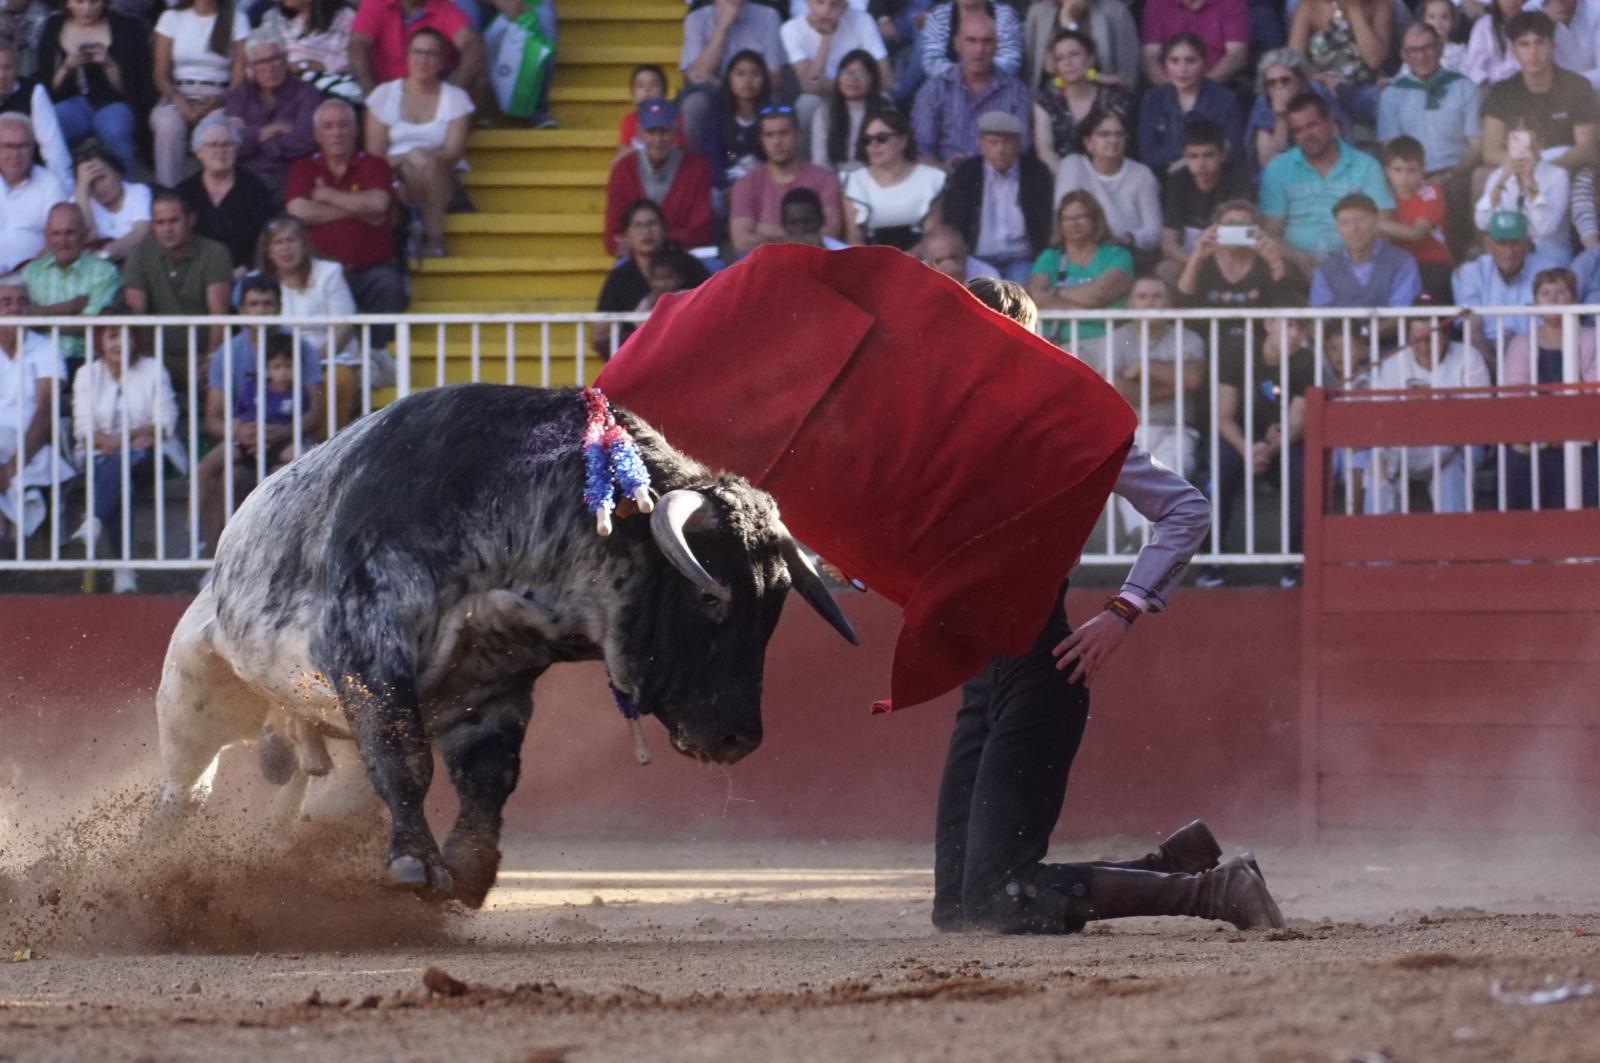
70,516,103,543
112,568,139,594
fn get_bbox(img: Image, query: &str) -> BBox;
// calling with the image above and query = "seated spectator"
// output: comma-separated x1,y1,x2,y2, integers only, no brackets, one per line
363,27,472,259
1053,106,1161,259
348,0,482,99
0,37,72,191
258,0,360,102
942,108,1051,282
604,98,715,257
1502,266,1600,507
615,63,673,164
911,7,1030,168
0,112,67,275
0,0,50,80
257,214,394,426
1259,92,1394,276
1416,0,1469,76
0,273,69,543
811,47,886,174
918,223,1001,281
1159,120,1251,279
781,0,890,140
1542,0,1600,91
779,185,848,247
225,28,320,197
1031,29,1132,175
72,143,147,264
593,199,710,358
178,114,275,274
1361,309,1490,514
23,202,121,366
1028,189,1133,345
69,322,180,589
1022,0,1139,95
697,48,772,191
1309,194,1422,330
677,0,785,152
1140,0,1251,85
1570,238,1600,299
1465,0,1527,86
1479,13,1599,192
1377,23,1481,180
1452,209,1551,348
1475,121,1573,264
1288,0,1392,127
1245,48,1345,174
1176,199,1301,361
196,274,323,554
921,0,1022,81
841,108,945,249
37,0,149,174
728,104,843,253
1137,34,1244,177
150,0,247,188
121,187,233,385
286,99,408,326
1196,315,1311,586
1379,135,1454,302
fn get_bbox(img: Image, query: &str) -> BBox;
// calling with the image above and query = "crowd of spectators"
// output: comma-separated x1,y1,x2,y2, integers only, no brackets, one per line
588,0,1600,574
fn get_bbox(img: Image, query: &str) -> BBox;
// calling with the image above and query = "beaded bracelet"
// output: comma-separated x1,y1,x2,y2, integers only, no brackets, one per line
1103,595,1140,628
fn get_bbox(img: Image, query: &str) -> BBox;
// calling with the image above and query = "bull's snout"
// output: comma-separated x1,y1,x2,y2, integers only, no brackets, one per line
669,726,763,764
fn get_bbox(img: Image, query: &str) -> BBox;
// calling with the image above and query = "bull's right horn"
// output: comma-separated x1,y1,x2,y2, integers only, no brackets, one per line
650,490,729,601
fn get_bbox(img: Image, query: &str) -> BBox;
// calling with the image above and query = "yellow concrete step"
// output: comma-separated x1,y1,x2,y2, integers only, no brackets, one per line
468,128,615,172
461,170,607,213
409,254,613,302
557,45,681,90
444,212,605,256
560,6,687,50
550,85,639,129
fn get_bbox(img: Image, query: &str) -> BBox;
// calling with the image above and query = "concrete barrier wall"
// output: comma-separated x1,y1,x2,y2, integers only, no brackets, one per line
0,590,1302,844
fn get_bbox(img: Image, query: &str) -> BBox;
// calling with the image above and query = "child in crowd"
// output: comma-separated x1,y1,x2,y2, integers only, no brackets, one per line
1379,136,1454,303
233,335,315,472
1158,120,1252,281
1416,0,1469,75
636,253,687,314
614,64,680,163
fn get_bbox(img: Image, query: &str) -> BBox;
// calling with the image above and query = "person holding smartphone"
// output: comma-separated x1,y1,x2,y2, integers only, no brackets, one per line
38,0,151,174
1475,122,1573,265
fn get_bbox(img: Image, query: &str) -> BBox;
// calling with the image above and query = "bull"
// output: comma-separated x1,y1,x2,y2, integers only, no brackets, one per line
155,385,857,907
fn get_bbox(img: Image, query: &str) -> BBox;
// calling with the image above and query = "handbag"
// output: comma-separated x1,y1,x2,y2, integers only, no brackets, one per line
484,3,553,119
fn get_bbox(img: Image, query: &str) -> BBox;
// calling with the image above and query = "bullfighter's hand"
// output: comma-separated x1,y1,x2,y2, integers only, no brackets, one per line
1052,610,1129,686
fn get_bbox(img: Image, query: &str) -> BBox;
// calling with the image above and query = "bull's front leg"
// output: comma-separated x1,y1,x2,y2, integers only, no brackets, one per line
336,670,453,900
437,679,535,908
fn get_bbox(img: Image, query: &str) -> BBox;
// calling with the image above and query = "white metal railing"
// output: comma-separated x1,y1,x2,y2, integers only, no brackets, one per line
2,307,1597,579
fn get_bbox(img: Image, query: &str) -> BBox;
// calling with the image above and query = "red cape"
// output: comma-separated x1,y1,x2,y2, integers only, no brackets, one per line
595,245,1135,712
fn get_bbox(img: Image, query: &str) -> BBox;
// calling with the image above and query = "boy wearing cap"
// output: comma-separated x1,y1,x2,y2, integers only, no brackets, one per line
941,110,1054,284
602,99,716,258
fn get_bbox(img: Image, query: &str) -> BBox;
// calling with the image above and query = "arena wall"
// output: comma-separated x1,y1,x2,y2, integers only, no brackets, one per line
0,590,1302,843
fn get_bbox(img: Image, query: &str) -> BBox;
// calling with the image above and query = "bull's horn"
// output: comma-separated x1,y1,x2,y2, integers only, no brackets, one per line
650,489,728,601
775,521,860,646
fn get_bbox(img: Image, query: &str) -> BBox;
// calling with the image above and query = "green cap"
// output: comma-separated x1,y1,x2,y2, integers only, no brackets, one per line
1485,210,1529,242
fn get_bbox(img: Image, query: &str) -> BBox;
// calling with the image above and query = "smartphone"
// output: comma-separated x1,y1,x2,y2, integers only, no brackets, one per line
1216,224,1260,247
1508,129,1533,162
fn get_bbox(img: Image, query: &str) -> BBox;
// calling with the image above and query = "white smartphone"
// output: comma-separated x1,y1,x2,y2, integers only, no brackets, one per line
1216,224,1260,247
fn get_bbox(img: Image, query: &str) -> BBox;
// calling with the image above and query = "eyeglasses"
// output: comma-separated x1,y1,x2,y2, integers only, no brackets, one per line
862,131,898,145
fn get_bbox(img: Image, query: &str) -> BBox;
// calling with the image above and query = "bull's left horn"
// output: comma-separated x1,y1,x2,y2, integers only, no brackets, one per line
650,490,728,601
775,522,860,646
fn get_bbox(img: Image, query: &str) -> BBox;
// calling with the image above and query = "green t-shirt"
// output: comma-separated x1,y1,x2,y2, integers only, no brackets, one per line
1029,243,1134,343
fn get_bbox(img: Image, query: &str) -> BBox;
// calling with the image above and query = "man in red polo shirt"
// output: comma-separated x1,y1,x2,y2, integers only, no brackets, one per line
285,99,409,330
348,0,484,96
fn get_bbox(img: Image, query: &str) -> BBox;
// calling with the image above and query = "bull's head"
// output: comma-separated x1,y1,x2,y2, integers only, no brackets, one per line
607,486,857,765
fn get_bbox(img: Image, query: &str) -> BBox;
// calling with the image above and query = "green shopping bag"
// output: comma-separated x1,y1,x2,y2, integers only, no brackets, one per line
485,5,552,119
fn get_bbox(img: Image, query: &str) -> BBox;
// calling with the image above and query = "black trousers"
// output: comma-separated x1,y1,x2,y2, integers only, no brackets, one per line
932,583,1095,933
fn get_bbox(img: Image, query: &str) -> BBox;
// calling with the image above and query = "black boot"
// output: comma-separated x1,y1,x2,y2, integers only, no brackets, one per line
1089,819,1224,874
1082,854,1285,930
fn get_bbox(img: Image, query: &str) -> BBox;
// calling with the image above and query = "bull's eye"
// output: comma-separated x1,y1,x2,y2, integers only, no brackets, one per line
698,590,721,608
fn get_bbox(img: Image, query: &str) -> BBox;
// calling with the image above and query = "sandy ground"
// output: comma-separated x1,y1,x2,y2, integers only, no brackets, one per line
5,827,1600,1063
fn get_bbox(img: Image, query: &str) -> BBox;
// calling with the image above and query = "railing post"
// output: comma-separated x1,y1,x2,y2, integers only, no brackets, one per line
395,321,412,399
1562,309,1582,510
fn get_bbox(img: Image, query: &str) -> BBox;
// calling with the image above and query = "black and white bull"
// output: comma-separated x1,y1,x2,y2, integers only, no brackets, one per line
155,385,857,907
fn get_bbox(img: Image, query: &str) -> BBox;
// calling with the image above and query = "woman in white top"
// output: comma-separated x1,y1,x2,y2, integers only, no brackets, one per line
363,26,473,259
1052,106,1161,254
70,323,182,587
72,143,149,264
1474,123,1573,265
841,109,945,250
258,216,396,426
810,48,882,173
150,0,247,187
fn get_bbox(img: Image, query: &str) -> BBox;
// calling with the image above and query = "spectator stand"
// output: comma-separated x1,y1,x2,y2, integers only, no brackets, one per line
1298,373,1600,843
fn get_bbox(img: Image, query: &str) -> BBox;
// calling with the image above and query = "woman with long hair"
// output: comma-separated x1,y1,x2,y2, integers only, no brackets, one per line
841,109,945,249
593,198,710,357
38,0,151,171
1032,30,1130,175
1028,189,1133,345
1464,0,1526,84
149,0,246,187
811,48,885,174
697,48,771,191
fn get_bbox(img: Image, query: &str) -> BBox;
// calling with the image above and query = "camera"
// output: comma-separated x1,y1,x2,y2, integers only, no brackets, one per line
1216,224,1259,247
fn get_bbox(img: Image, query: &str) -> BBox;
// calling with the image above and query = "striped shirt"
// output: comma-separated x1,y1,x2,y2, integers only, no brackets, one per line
22,251,122,359
920,2,1024,79
910,67,1033,164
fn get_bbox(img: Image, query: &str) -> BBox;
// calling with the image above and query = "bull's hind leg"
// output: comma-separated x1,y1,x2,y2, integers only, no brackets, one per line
437,680,535,908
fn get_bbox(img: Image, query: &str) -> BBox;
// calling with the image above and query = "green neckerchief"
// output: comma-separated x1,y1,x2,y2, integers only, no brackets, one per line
1388,68,1466,110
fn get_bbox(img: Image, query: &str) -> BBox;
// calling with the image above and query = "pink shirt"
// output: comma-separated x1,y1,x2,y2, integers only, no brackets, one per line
1140,0,1249,63
1503,328,1600,385
350,0,470,83
728,162,842,227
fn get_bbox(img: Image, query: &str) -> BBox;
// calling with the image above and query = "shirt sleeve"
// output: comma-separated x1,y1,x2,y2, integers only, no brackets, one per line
284,158,313,204
349,0,383,39
85,261,121,314
920,3,952,77
910,77,940,158
1257,159,1287,219
852,11,888,59
1309,266,1332,308
1220,0,1250,44
728,170,758,222
1365,156,1396,209
779,18,808,64
1113,443,1211,612
995,3,1022,75
1389,252,1422,307
1375,86,1399,144
679,10,709,72
153,8,178,38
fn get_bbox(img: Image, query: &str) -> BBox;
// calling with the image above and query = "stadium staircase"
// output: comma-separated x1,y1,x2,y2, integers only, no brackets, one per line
408,0,684,386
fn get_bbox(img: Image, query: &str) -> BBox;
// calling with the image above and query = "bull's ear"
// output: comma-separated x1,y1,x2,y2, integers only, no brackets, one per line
775,524,859,646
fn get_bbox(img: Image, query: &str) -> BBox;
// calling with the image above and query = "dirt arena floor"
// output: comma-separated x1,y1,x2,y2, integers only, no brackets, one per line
5,808,1600,1063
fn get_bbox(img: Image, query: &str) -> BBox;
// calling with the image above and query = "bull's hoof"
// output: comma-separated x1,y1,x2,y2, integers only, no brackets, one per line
257,724,297,786
385,854,455,903
442,835,502,910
